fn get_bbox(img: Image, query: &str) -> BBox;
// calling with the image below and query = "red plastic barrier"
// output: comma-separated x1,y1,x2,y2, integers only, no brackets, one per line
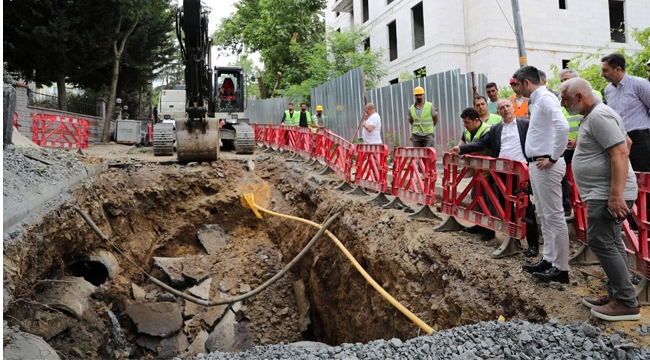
568,166,649,280
354,144,389,193
294,127,314,159
13,112,18,130
324,131,354,182
31,114,89,149
391,147,437,206
281,125,297,152
314,129,330,163
440,154,530,239
147,123,153,144
254,124,267,146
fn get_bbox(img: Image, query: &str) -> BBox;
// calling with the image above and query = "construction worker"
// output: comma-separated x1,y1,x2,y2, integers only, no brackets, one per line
474,95,502,125
298,102,311,128
509,77,530,121
407,86,439,147
280,103,300,126
310,105,326,133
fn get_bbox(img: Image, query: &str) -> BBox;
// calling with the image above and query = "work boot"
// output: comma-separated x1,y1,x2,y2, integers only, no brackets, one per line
590,299,641,321
531,266,569,284
480,230,495,241
523,259,551,273
464,225,486,234
581,295,611,309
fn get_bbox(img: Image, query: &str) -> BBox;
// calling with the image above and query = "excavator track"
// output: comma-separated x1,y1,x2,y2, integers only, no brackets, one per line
221,122,255,154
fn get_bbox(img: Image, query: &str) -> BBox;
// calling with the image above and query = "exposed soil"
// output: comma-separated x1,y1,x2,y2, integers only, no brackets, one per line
3,145,649,359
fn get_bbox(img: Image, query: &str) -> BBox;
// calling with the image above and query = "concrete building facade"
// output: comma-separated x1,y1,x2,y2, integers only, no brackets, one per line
327,0,650,87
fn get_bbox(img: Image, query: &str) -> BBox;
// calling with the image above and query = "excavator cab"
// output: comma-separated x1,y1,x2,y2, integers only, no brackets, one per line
215,67,245,115
214,66,254,153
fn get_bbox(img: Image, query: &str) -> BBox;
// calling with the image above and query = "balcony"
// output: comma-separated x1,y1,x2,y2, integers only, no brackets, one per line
331,0,353,13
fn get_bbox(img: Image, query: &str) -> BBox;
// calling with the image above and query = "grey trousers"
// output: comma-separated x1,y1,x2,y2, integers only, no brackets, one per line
410,133,435,148
586,199,638,308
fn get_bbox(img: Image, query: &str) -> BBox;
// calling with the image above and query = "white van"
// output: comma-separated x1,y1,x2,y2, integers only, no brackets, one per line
158,89,186,121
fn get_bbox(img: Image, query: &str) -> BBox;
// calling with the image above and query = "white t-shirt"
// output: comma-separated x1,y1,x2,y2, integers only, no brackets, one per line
362,113,382,144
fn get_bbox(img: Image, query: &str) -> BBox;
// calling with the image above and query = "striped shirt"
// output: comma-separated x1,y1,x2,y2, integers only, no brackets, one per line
604,74,650,132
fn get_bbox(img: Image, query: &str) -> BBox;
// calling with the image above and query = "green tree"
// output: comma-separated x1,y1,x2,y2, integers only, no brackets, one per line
212,0,326,97
279,26,386,103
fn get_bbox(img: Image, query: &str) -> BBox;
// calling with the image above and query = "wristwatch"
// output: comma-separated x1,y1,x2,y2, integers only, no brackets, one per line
549,158,557,163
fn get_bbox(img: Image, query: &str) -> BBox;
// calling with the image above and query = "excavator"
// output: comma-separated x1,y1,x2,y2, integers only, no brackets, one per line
153,0,254,160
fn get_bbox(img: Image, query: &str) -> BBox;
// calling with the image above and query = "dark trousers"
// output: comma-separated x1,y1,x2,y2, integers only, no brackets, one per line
491,174,539,247
626,129,650,230
561,149,575,213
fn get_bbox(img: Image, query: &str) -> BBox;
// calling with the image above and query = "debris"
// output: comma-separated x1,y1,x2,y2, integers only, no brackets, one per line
197,224,230,255
126,302,183,337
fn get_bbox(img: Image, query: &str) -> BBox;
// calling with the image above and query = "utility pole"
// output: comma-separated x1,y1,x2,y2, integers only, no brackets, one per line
511,0,527,67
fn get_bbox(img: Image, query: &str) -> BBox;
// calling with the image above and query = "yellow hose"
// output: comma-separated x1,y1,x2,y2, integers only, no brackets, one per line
243,193,434,334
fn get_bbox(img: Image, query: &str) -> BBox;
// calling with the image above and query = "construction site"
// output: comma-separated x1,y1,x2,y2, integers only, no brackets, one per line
2,126,649,359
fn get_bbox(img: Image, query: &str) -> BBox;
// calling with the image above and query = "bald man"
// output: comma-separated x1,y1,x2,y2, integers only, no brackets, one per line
361,103,382,144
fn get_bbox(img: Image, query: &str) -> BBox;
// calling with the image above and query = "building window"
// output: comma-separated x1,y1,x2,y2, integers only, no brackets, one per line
609,0,625,43
364,37,370,51
387,0,395,4
336,12,340,17
562,59,570,69
389,78,399,85
412,2,425,49
362,0,369,23
414,66,426,78
388,20,398,61
559,0,566,9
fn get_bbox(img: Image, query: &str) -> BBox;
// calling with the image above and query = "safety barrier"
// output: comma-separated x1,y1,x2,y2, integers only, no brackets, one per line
321,131,354,183
281,125,297,153
293,127,314,160
31,113,89,149
436,154,530,257
147,124,153,144
13,112,18,130
313,129,330,164
353,144,389,193
254,124,267,147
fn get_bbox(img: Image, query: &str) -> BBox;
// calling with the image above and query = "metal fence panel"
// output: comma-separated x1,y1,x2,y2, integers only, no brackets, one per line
245,97,289,124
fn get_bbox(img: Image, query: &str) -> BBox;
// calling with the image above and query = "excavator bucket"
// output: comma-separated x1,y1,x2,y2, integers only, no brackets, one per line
175,118,220,162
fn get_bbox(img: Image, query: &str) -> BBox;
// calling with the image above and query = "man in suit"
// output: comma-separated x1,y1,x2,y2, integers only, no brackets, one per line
450,99,540,257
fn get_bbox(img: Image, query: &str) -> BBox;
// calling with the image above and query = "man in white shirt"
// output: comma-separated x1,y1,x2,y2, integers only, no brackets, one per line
361,103,382,144
513,65,570,284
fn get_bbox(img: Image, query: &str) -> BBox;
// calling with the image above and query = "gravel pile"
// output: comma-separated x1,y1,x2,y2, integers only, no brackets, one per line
196,319,647,360
3,145,90,206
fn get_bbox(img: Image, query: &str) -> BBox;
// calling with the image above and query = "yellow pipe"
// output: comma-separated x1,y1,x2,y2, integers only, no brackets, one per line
243,193,434,334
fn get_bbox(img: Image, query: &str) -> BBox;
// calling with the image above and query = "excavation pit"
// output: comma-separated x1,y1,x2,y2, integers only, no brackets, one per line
3,150,649,359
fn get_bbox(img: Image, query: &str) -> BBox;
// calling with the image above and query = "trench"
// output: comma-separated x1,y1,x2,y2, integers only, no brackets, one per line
3,155,548,359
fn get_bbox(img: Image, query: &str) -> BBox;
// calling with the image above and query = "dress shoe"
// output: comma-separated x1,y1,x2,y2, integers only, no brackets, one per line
532,266,569,284
523,259,551,273
480,230,496,241
524,245,538,257
464,225,486,234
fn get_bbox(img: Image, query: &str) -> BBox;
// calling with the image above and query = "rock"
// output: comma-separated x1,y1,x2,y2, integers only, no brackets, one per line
188,278,212,300
20,308,72,341
156,292,176,303
157,331,189,360
3,330,61,360
187,330,209,355
145,289,159,301
246,160,255,171
35,276,96,319
239,283,251,294
579,322,600,338
205,308,238,353
153,257,186,287
197,224,229,255
131,283,146,301
137,334,161,352
183,300,202,319
126,302,183,337
219,277,238,293
181,258,210,284
203,304,229,329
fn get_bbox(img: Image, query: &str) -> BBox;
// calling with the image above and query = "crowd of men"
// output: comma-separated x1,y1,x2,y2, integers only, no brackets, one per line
278,54,649,323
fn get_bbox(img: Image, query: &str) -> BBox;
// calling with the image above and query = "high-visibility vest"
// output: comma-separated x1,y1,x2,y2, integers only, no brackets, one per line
284,110,300,126
509,94,529,121
464,121,492,176
484,113,502,126
410,101,435,134
310,114,326,133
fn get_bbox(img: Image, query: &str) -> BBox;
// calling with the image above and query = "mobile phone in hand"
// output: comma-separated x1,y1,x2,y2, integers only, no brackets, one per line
604,207,625,224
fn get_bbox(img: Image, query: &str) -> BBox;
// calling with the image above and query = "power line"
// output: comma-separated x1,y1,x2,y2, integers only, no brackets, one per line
495,0,516,35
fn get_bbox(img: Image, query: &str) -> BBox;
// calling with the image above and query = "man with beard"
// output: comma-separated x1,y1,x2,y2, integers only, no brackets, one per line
407,86,439,147
561,77,639,321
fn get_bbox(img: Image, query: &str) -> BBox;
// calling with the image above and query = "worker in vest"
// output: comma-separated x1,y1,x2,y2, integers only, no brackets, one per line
407,86,439,147
280,103,300,126
298,102,311,128
509,77,529,121
458,107,495,241
310,105,326,133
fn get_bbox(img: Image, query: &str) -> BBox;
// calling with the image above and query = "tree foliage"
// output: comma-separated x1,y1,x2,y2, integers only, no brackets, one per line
212,0,326,96
279,26,386,104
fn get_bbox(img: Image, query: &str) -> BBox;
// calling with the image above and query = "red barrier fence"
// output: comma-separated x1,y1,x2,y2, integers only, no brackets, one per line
147,124,153,144
323,131,354,183
390,147,437,206
31,114,89,149
281,125,297,152
13,112,18,130
294,127,314,159
439,154,529,240
314,129,330,164
354,144,389,193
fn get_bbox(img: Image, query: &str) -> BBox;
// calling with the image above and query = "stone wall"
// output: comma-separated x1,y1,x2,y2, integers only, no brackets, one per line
13,83,107,143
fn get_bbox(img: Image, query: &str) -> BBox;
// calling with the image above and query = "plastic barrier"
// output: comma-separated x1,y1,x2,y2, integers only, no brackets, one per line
354,144,389,193
254,124,267,147
436,154,530,257
321,131,354,183
281,125,297,153
31,114,89,149
13,112,18,130
293,127,314,160
314,129,330,164
147,123,153,144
